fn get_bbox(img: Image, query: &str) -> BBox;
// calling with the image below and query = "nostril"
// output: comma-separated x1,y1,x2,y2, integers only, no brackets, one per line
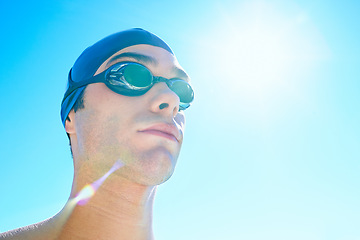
159,103,169,110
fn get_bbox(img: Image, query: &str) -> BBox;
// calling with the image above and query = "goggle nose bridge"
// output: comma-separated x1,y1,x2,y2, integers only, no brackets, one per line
152,76,175,88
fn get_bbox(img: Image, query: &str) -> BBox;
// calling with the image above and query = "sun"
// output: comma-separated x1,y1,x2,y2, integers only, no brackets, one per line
193,1,330,125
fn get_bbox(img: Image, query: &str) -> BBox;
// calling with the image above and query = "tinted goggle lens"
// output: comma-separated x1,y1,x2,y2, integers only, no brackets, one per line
169,80,194,103
122,64,153,87
107,63,194,110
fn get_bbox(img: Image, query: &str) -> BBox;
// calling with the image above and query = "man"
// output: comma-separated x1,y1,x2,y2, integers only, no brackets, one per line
1,28,194,240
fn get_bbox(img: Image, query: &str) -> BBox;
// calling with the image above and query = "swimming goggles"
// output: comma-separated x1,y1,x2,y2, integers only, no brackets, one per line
65,62,194,111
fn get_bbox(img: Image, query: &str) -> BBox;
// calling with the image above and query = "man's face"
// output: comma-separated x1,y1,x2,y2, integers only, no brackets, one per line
69,44,190,185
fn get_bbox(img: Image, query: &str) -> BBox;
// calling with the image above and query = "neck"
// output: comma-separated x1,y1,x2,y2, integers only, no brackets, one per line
55,162,157,240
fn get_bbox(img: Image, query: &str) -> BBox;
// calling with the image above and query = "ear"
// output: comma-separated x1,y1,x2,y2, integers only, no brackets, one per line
65,109,76,134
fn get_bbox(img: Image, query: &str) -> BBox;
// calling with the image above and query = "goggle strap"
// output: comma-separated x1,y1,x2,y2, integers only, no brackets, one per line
63,70,107,101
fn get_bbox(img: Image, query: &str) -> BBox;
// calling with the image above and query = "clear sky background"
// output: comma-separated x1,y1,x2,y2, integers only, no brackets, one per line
0,0,359,239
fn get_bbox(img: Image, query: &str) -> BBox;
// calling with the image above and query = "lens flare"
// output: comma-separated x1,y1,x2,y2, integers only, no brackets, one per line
74,184,96,205
73,160,124,205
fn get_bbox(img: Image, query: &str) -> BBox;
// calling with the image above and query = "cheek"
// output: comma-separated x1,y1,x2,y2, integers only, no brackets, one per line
175,111,186,132
75,109,126,156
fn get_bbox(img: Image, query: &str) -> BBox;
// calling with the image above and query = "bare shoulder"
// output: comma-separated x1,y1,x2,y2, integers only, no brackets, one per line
0,226,34,240
0,219,59,240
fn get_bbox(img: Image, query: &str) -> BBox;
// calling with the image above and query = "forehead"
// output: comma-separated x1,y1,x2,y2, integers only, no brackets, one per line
95,44,190,82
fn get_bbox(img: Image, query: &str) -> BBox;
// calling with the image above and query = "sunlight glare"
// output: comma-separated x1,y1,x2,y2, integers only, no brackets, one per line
194,1,330,126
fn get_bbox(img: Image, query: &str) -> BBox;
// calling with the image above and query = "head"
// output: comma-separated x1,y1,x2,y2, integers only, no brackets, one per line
61,29,193,185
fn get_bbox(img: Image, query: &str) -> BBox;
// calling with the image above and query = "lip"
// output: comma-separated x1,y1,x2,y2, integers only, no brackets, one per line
138,123,181,142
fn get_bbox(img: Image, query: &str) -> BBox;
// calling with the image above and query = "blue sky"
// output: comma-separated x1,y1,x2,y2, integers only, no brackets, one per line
0,0,359,239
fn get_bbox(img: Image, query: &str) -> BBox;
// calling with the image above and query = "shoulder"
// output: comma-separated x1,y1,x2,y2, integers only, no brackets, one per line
0,225,37,240
0,219,58,240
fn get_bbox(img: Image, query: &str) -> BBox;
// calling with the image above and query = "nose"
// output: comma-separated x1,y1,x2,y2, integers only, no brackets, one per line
149,82,180,117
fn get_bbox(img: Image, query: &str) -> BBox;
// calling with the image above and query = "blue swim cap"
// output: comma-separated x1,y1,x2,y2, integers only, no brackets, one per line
60,28,174,127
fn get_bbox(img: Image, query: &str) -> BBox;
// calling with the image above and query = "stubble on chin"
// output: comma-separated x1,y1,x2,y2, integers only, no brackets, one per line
113,144,178,186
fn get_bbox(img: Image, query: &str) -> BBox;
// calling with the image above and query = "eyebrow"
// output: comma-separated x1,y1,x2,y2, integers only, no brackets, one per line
172,67,190,81
106,52,158,68
106,52,190,81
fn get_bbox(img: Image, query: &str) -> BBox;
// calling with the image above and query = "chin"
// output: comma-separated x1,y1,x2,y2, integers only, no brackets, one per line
133,148,178,186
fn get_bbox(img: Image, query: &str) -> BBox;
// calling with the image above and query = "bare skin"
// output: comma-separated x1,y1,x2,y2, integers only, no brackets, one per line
1,45,189,240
